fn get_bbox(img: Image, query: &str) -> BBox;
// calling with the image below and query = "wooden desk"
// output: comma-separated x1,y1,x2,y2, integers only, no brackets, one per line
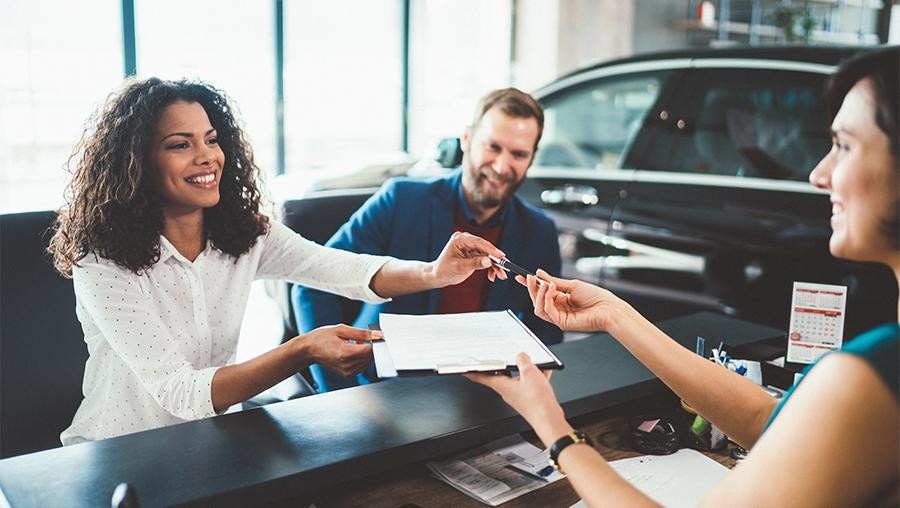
312,393,739,508
0,312,779,507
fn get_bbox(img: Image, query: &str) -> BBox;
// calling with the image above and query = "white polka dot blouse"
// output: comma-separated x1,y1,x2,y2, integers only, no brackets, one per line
61,221,390,445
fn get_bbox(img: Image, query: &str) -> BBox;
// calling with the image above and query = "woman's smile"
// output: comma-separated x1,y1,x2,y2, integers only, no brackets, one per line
150,100,226,215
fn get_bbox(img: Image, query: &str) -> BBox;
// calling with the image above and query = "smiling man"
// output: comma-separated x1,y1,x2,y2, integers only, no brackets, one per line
294,88,562,392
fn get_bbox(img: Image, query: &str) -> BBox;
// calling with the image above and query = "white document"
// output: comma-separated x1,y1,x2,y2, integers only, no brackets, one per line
372,340,398,378
377,311,560,375
570,449,729,508
427,434,564,506
787,282,847,363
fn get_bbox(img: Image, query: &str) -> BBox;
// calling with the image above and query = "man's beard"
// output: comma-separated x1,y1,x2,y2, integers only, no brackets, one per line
464,163,523,210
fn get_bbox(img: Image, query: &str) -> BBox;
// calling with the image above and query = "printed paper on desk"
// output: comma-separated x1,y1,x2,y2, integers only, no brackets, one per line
376,310,561,376
570,449,729,508
427,434,564,506
786,282,847,364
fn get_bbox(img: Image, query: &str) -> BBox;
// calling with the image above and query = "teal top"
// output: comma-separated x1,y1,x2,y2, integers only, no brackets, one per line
764,322,899,430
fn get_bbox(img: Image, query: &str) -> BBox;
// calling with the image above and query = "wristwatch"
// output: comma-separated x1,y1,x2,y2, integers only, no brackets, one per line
548,430,593,473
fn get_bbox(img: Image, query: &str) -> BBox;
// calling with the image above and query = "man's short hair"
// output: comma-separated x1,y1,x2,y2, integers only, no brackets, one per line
471,88,544,151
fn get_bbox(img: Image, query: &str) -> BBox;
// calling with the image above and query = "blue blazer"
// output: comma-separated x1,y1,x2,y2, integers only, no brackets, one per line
293,171,562,389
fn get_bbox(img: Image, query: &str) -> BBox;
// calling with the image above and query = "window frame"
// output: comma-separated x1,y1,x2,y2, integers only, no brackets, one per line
537,68,680,170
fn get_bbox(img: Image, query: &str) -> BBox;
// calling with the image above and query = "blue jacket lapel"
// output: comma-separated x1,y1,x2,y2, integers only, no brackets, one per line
426,174,458,313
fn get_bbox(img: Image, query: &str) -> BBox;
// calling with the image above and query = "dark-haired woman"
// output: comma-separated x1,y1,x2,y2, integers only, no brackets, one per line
468,47,899,506
51,78,507,444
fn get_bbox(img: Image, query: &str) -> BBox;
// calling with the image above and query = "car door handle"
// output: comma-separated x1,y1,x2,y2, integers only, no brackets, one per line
540,185,599,206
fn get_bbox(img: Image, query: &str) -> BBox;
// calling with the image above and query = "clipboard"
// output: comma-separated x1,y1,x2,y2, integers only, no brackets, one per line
372,310,564,378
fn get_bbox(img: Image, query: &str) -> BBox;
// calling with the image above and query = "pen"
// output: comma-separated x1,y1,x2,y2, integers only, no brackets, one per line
488,255,559,291
488,254,536,278
507,464,551,482
537,465,556,477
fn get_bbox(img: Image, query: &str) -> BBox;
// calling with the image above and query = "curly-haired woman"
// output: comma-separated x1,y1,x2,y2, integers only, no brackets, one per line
50,78,507,445
468,47,899,506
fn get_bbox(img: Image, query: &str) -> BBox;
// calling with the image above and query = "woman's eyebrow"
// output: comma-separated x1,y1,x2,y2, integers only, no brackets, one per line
161,129,216,141
161,132,193,141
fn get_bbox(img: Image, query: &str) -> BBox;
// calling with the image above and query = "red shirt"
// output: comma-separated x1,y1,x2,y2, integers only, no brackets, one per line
436,208,503,314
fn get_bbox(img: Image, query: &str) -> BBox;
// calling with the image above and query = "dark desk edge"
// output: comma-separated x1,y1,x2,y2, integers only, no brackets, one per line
0,311,784,507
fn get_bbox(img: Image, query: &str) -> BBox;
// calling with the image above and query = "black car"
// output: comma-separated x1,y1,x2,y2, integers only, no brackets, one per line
515,45,895,338
295,45,895,339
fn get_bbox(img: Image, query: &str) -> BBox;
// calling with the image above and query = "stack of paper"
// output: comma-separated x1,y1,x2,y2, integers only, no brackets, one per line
427,435,564,506
374,310,562,377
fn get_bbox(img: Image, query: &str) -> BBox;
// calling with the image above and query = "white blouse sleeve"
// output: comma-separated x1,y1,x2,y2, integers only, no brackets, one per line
73,257,219,420
255,221,391,303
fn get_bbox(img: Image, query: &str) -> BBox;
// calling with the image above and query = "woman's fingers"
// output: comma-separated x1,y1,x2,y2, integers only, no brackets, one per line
526,274,541,301
533,277,551,321
532,280,544,319
310,325,376,376
464,371,516,397
463,372,495,387
515,352,537,376
543,281,560,322
327,349,373,377
535,269,577,292
334,324,378,342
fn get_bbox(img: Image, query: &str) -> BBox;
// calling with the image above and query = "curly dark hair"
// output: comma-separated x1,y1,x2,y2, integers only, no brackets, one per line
50,77,269,277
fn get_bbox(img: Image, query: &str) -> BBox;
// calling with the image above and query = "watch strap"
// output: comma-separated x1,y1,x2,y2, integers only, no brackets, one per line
548,430,593,473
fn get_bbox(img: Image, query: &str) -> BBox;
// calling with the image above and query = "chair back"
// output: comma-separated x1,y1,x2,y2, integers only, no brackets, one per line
281,188,378,244
276,188,377,337
0,211,87,458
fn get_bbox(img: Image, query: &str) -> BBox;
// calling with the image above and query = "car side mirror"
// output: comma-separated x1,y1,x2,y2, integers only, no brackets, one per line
434,137,462,168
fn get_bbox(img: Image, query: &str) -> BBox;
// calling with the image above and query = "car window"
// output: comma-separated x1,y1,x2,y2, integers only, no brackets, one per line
537,71,670,169
631,68,831,181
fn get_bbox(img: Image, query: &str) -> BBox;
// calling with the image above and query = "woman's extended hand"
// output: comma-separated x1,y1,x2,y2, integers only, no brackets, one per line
431,231,507,286
465,353,572,447
298,324,378,377
519,270,622,333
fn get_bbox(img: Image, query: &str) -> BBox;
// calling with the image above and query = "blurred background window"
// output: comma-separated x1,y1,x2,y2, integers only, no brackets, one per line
283,0,404,174
135,0,277,179
407,0,512,158
634,68,830,181
0,0,122,214
539,72,668,169
2,0,894,213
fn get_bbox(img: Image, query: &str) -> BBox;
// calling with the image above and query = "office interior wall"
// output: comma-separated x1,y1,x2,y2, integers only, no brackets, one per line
557,0,635,76
632,0,691,55
513,0,683,92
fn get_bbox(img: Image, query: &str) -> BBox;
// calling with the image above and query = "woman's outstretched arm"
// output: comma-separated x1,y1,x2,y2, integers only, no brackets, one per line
211,324,379,412
523,270,777,448
369,231,507,297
